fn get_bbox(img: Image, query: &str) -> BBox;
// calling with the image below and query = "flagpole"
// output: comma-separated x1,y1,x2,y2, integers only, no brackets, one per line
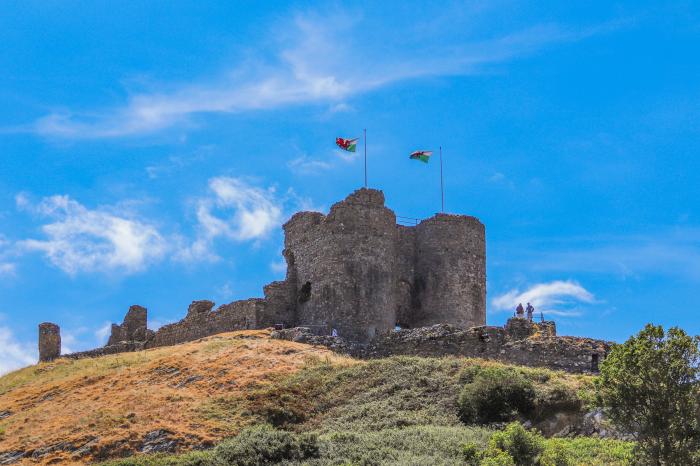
364,128,367,188
439,146,444,212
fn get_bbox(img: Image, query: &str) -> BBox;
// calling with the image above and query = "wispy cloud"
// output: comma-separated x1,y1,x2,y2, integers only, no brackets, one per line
17,194,167,275
0,235,16,276
28,9,616,139
95,322,112,346
492,280,595,317
177,177,283,262
287,155,332,175
270,258,287,275
0,325,37,375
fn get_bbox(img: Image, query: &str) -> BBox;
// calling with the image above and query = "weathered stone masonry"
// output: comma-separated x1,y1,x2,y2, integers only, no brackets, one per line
37,188,610,374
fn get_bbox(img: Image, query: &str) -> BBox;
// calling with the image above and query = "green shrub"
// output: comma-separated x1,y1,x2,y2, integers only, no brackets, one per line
212,425,318,466
540,442,572,466
480,450,516,466
487,422,544,466
459,367,536,424
463,441,483,465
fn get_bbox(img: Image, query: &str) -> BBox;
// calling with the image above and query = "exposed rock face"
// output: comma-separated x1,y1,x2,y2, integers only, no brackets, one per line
38,322,61,362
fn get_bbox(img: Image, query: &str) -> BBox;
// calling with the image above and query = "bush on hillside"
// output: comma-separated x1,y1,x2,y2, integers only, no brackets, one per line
539,442,573,466
479,450,516,466
458,367,536,424
486,422,544,466
213,425,318,466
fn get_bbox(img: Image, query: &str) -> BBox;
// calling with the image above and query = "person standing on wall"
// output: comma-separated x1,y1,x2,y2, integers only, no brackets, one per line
526,303,535,322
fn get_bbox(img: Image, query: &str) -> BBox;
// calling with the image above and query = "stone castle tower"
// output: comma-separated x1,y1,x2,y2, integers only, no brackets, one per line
279,188,486,342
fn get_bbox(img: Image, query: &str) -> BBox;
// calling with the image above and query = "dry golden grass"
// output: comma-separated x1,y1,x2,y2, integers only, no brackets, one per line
0,329,351,465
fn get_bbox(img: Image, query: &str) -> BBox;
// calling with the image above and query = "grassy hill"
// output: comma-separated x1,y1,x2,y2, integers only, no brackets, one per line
0,330,633,465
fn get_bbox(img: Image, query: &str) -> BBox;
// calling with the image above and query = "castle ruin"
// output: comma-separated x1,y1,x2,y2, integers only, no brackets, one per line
37,188,609,373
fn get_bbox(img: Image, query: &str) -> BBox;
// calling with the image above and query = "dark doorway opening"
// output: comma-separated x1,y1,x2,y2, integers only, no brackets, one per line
298,281,312,304
591,353,600,372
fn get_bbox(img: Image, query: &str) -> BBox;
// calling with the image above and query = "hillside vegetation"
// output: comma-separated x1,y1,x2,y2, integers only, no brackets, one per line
0,330,633,465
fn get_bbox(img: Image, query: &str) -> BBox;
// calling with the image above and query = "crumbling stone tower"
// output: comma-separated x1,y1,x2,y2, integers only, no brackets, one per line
284,189,398,342
281,188,486,341
38,322,61,362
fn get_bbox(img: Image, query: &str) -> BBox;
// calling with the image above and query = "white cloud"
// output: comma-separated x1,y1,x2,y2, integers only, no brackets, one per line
492,280,595,317
287,155,332,175
0,235,16,276
17,195,167,275
95,322,112,345
177,177,283,262
216,281,234,301
0,326,37,375
270,258,287,275
28,9,616,139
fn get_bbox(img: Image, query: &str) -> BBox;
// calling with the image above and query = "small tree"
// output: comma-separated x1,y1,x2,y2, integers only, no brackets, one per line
595,324,700,465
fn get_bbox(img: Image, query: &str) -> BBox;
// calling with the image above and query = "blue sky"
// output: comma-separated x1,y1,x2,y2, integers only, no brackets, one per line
1,1,700,373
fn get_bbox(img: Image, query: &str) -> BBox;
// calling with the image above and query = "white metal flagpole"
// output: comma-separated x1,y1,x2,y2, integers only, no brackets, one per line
364,128,367,188
439,146,444,212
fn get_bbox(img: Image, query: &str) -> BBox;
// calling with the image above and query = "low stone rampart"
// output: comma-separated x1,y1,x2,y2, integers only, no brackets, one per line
272,321,611,374
145,299,265,349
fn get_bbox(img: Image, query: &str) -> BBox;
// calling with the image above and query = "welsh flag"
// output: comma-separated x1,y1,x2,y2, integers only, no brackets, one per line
409,150,432,163
336,137,358,152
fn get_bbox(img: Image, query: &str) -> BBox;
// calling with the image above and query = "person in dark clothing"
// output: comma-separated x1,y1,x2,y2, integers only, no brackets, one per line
516,303,524,317
526,303,535,321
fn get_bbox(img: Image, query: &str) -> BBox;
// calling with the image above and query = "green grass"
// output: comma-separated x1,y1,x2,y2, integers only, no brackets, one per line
95,356,632,465
224,356,590,433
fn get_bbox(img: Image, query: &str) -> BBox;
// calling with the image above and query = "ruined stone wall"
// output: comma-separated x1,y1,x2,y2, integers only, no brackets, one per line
261,281,295,328
107,305,152,345
145,299,264,349
284,189,398,342
412,214,486,328
273,324,610,374
505,317,557,340
366,325,608,373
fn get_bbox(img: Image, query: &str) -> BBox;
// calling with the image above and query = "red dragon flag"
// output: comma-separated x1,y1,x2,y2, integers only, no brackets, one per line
409,150,433,163
336,137,358,152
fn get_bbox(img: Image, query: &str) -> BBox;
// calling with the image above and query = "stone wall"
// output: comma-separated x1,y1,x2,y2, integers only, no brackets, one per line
272,323,611,374
145,299,265,349
505,317,557,340
107,305,152,345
